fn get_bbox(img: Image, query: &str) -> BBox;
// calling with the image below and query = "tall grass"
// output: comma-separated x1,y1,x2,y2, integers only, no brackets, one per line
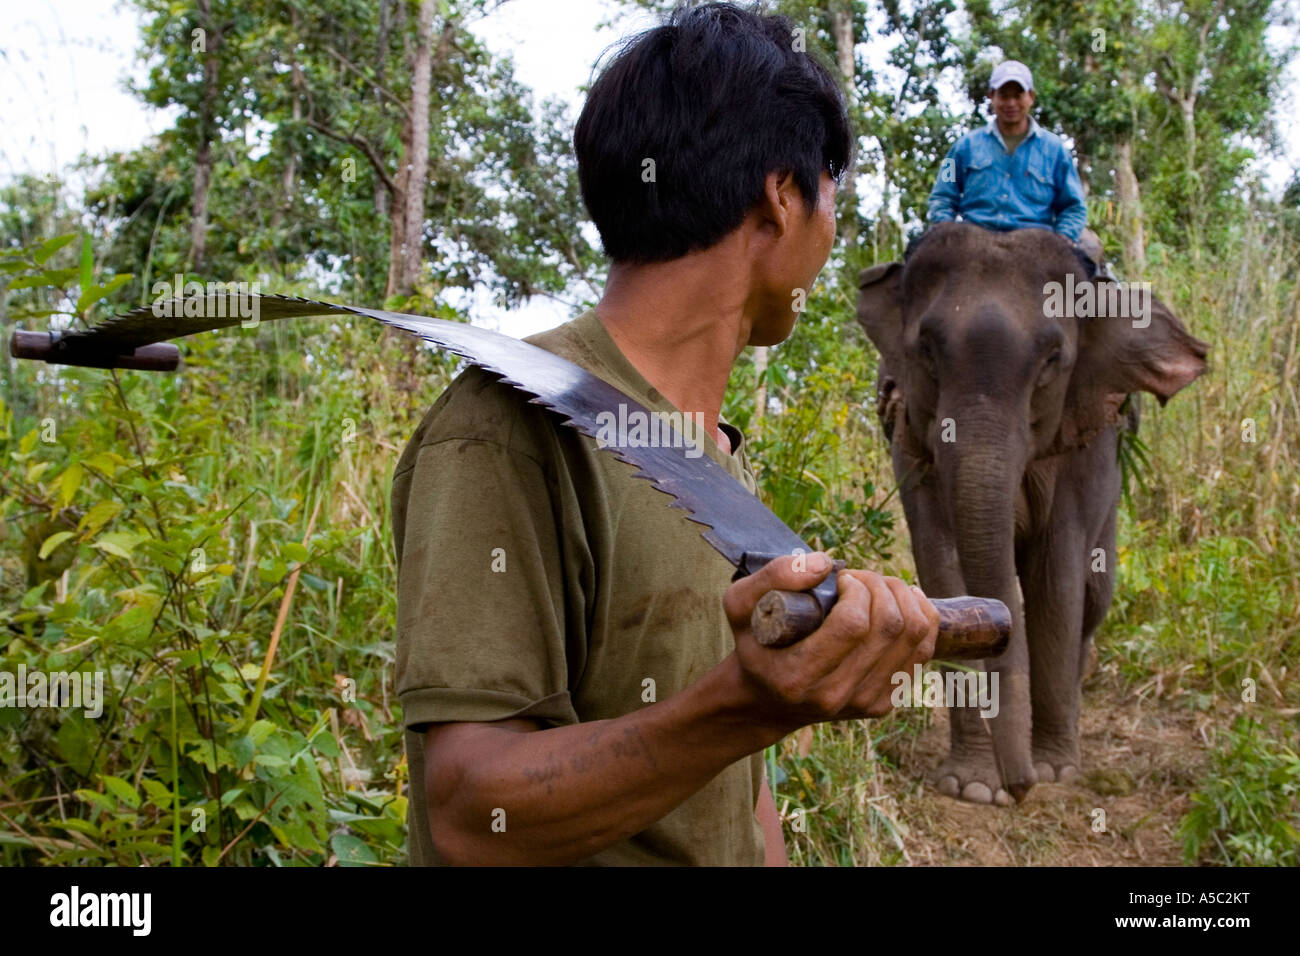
1,270,454,864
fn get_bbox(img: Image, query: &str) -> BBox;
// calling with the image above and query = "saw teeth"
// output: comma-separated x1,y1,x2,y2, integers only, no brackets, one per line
45,290,800,568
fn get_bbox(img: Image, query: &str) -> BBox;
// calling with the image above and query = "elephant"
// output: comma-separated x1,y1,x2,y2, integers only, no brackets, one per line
856,221,1208,806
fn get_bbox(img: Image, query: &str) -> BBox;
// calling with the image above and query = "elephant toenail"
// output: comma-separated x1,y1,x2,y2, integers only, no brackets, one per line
1007,782,1033,803
961,782,994,804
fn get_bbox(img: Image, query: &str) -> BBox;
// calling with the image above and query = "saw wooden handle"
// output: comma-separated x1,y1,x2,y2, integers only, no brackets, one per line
10,329,181,371
751,589,1011,659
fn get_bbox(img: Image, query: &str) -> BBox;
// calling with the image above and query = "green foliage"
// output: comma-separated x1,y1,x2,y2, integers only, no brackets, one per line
964,0,1294,259
1115,396,1152,506
0,237,444,865
104,0,602,306
1179,717,1300,866
767,712,929,866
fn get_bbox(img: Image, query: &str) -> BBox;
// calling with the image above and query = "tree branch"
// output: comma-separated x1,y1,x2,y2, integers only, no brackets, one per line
325,46,411,117
304,118,397,196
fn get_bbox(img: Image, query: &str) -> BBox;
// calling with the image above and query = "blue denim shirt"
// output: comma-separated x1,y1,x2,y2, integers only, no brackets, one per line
928,118,1087,241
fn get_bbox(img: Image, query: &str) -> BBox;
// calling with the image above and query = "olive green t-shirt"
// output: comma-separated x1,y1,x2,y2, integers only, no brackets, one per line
392,309,767,866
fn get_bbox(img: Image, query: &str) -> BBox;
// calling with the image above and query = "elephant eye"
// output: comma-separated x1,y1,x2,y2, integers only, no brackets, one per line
918,338,938,378
1037,349,1062,387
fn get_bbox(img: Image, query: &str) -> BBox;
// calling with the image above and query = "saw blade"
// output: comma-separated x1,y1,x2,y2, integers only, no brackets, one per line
25,293,815,572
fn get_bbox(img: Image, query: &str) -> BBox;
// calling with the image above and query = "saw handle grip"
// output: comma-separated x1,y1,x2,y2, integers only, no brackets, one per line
10,329,181,371
751,588,1010,660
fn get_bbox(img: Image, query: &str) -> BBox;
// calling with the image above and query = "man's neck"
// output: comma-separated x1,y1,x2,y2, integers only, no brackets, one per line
594,250,755,456
996,115,1031,140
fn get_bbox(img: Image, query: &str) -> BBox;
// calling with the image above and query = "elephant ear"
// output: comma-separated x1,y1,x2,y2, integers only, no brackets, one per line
1061,290,1208,448
856,261,905,373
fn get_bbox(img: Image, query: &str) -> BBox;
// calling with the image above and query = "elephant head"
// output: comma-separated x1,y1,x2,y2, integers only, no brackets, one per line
858,223,1207,601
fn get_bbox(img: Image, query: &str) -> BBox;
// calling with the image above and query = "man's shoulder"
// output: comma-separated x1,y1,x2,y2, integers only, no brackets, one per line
953,125,990,151
1031,125,1070,157
394,364,556,479
394,311,610,479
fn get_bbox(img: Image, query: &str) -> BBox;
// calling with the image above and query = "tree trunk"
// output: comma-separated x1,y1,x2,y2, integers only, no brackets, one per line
384,115,411,298
399,1,434,293
1114,137,1146,273
189,0,219,270
386,1,436,297
270,8,302,267
830,2,857,246
1179,96,1196,181
1178,93,1200,260
831,4,854,80
280,97,299,204
374,0,392,219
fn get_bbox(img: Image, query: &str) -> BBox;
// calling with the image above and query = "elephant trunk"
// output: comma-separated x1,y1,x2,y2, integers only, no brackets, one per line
934,406,1024,594
938,414,1036,800
949,449,1020,596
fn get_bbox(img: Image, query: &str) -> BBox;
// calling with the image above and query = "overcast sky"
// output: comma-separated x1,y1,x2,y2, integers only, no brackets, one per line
2,0,1298,335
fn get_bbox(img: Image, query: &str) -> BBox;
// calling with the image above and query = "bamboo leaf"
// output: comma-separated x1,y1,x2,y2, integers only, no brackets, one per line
32,234,77,266
59,462,83,507
38,530,76,560
78,499,124,534
101,774,142,809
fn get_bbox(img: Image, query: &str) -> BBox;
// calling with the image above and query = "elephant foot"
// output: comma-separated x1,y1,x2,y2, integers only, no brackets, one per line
1032,759,1080,785
1032,743,1081,785
929,753,1016,807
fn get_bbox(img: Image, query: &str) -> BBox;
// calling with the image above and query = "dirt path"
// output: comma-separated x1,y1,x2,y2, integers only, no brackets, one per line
876,672,1214,866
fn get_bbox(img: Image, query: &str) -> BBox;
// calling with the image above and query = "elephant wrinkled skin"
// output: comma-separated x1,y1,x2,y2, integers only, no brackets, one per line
857,222,1208,806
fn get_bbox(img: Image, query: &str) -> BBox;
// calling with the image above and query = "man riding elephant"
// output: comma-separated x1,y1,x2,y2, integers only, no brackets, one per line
856,63,1196,808
927,60,1090,255
876,60,1107,440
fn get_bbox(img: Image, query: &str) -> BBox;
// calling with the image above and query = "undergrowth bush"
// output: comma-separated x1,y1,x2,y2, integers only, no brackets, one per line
1,234,449,865
2,219,1296,866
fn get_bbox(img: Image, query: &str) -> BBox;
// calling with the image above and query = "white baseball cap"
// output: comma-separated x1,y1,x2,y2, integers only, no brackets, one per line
990,60,1034,92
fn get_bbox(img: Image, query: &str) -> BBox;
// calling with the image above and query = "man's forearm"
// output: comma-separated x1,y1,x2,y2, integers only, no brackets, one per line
928,196,956,223
1056,204,1086,242
426,654,792,865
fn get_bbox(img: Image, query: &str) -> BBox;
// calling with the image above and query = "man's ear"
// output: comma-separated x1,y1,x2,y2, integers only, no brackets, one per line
1061,291,1209,447
757,168,800,236
857,261,905,373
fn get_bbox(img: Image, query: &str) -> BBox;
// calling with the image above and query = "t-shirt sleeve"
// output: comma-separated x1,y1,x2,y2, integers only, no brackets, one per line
392,384,583,732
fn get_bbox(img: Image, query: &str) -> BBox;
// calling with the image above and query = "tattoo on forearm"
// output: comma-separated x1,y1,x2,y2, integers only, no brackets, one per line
521,750,565,795
521,724,660,793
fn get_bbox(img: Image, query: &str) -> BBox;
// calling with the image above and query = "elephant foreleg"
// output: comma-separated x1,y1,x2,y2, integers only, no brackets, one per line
892,424,1017,806
1022,520,1092,785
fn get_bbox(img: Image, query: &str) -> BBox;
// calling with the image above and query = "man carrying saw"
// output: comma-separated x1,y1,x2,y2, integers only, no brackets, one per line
392,2,940,866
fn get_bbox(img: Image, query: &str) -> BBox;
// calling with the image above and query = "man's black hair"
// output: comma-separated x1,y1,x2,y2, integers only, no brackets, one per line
573,2,853,264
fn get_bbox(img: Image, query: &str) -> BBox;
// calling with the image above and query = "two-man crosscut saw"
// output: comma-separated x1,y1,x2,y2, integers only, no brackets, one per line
10,293,1009,656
